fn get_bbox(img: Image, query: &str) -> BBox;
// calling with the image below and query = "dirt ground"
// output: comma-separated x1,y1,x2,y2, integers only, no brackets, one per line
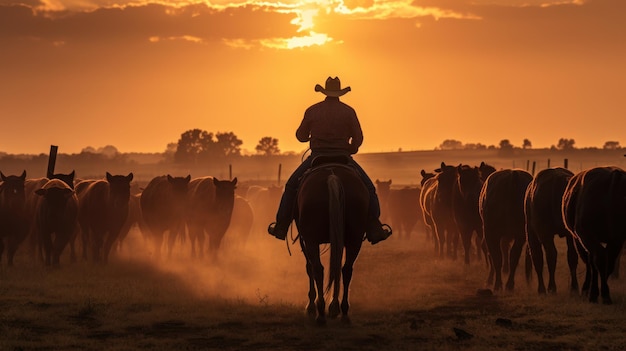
1,226,624,351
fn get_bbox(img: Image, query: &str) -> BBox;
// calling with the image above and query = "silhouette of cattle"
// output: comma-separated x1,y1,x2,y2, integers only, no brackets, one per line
186,176,238,259
452,165,487,265
431,162,459,259
562,166,626,304
34,179,79,266
524,167,577,294
375,179,392,224
140,175,191,259
0,171,28,266
77,172,134,263
480,169,533,291
478,162,496,182
117,192,145,253
23,171,76,262
245,184,283,236
419,171,438,253
387,186,421,239
224,195,254,248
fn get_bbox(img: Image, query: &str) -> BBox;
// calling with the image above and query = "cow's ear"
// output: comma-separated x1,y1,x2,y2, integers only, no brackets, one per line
35,188,47,196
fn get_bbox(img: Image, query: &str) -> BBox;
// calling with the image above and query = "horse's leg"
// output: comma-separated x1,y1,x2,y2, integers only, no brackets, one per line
339,245,361,324
305,259,316,317
305,244,325,324
505,236,524,291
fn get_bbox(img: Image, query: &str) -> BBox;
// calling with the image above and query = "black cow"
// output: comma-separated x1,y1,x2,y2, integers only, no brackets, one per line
431,162,459,259
480,169,533,291
24,171,76,262
34,179,78,266
0,171,28,266
387,186,421,240
452,165,487,265
524,167,577,294
186,176,238,260
562,166,626,304
420,172,438,253
140,175,191,259
77,172,133,263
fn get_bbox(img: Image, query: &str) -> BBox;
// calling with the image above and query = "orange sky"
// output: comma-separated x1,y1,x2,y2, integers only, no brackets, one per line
1,0,625,155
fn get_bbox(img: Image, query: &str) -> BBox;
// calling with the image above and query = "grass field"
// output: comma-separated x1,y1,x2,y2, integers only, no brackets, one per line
1,225,624,351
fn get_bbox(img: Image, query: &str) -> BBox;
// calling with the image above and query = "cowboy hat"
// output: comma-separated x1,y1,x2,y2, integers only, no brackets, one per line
314,76,351,97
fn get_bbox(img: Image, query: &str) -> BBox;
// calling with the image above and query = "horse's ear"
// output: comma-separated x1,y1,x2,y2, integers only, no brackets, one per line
106,172,113,182
126,173,134,182
375,179,380,184
421,170,426,176
231,177,238,186
184,175,191,183
20,170,27,180
441,162,446,168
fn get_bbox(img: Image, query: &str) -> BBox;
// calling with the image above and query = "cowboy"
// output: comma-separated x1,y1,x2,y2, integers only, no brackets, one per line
268,76,392,244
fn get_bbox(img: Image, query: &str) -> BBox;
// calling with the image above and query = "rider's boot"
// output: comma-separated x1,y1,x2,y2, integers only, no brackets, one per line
268,221,290,240
366,218,392,245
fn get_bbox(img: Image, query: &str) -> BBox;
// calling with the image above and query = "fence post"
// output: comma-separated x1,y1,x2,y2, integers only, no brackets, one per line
46,145,58,178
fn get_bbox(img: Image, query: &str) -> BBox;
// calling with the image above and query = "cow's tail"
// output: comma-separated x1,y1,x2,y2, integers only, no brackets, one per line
326,173,345,296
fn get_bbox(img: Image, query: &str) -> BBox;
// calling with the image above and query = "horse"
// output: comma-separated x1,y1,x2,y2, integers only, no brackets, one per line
479,169,533,291
0,171,28,266
295,159,369,324
562,166,626,304
524,167,577,294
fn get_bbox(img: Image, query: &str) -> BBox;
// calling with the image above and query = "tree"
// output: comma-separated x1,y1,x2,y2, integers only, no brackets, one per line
603,141,621,150
97,145,119,158
438,139,463,150
522,139,532,149
174,129,215,163
163,142,177,162
255,136,281,156
556,138,576,150
499,139,514,150
215,131,243,158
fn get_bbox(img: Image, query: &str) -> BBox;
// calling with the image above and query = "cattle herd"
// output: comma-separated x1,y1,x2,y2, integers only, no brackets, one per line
0,161,625,306
0,170,239,268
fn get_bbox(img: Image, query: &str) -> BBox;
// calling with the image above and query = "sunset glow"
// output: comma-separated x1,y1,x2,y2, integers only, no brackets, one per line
1,0,625,155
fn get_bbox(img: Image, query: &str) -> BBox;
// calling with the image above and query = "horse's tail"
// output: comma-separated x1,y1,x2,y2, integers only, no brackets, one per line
326,173,345,296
